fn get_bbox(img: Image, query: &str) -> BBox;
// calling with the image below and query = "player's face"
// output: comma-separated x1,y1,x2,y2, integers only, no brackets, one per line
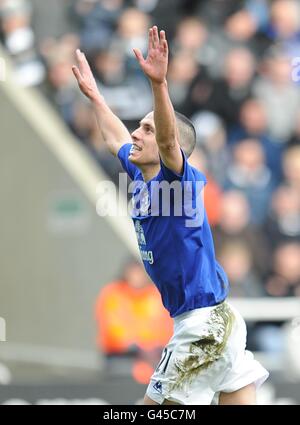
129,112,160,167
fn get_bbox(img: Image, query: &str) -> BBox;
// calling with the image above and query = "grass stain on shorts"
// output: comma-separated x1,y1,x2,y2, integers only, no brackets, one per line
171,302,234,391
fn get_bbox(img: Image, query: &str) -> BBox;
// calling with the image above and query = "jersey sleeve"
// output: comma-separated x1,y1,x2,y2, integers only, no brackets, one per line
117,143,138,180
160,149,207,185
159,150,207,225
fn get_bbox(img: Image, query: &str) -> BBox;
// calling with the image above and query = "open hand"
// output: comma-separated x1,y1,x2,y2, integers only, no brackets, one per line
133,26,168,85
72,49,102,103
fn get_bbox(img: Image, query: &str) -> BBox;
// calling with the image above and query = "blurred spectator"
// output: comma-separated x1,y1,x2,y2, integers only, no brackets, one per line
186,48,256,128
94,259,173,384
215,48,256,127
196,1,269,48
254,48,300,141
85,46,152,124
218,237,272,352
90,47,126,86
130,0,160,13
178,64,213,119
282,146,300,190
111,7,150,72
131,0,184,40
288,109,300,147
218,240,264,298
263,185,300,249
245,0,270,31
191,111,230,186
224,139,275,224
100,8,153,122
171,17,211,67
41,34,80,125
204,9,268,77
268,0,300,58
168,51,199,112
0,0,45,86
224,2,271,56
70,99,98,144
190,0,244,28
254,241,300,353
229,98,283,183
71,0,125,52
69,99,125,185
213,190,270,276
224,9,258,43
265,242,300,297
71,100,126,184
188,147,222,226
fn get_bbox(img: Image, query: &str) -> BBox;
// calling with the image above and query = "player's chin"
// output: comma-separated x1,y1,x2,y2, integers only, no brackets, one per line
128,152,142,165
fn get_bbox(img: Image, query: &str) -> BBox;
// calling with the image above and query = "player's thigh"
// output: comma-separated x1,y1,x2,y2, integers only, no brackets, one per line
143,394,159,405
143,394,180,405
219,383,256,405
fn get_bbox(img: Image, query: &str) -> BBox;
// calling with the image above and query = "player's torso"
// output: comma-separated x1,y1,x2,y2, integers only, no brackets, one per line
130,171,228,317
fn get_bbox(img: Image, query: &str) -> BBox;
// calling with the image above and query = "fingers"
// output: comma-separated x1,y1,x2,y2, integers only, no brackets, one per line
160,30,166,45
148,26,167,52
75,48,91,76
72,65,83,84
75,49,84,74
160,30,168,56
152,26,159,49
133,48,145,65
148,27,154,51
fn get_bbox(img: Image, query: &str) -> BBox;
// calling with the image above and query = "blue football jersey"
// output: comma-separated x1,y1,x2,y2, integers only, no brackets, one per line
118,143,229,317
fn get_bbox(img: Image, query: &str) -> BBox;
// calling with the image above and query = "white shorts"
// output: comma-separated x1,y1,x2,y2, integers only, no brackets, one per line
146,301,269,405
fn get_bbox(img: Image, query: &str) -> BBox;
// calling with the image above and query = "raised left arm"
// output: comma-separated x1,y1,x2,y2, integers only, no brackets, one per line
133,26,183,174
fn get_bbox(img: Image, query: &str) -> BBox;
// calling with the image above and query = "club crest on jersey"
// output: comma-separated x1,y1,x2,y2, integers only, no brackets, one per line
131,184,151,217
140,188,150,215
135,220,146,246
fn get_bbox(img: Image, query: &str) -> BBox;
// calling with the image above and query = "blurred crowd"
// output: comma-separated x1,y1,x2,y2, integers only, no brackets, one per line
94,259,173,384
1,0,300,356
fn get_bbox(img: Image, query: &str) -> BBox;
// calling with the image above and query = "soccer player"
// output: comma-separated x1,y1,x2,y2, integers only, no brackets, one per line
72,26,268,405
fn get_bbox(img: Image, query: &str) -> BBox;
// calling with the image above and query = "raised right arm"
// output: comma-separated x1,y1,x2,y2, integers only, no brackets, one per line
72,49,131,156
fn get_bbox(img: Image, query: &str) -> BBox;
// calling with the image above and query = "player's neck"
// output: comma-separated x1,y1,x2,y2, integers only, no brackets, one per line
139,164,160,182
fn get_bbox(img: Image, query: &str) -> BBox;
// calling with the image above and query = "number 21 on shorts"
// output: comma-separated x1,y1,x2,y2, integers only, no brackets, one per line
156,348,173,374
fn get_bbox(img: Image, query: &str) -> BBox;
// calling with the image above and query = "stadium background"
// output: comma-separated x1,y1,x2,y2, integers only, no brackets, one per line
0,0,300,404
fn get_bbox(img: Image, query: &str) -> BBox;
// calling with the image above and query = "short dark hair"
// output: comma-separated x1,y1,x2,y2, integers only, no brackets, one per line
175,111,196,158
